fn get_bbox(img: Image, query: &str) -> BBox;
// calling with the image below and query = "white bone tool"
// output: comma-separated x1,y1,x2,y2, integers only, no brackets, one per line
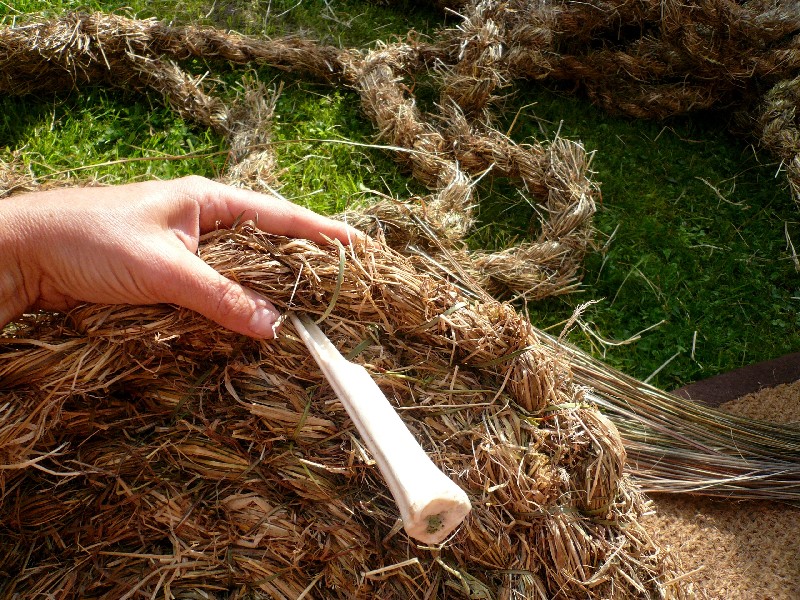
289,313,472,544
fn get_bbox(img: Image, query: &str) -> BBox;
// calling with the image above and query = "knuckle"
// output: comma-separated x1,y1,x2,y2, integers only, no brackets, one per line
213,281,246,320
181,174,210,187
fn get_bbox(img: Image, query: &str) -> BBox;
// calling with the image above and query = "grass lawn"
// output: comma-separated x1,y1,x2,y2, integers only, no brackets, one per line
2,0,798,390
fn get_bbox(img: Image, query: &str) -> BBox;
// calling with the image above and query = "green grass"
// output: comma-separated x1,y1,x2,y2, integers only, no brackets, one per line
271,85,426,215
0,89,227,183
507,88,799,389
2,1,798,390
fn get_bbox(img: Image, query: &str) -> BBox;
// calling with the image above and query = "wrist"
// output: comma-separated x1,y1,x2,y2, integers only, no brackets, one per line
0,199,38,327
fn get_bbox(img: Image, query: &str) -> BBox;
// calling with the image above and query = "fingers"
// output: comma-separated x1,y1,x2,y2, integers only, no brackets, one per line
176,176,361,245
159,250,282,339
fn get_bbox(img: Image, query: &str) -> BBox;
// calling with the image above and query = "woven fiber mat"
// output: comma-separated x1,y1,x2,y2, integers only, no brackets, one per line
644,364,800,599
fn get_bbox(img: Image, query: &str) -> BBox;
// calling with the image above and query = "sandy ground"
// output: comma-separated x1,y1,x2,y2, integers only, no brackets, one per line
644,380,800,599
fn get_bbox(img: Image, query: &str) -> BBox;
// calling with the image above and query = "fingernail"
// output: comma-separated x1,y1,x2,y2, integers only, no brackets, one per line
248,306,280,338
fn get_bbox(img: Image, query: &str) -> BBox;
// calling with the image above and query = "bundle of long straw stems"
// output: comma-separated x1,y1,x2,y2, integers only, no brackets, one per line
563,339,800,500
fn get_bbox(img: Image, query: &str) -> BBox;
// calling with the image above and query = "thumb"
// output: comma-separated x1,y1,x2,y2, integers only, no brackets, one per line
159,252,281,338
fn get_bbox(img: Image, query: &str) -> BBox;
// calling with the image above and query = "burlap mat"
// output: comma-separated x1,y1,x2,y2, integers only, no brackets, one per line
645,380,800,599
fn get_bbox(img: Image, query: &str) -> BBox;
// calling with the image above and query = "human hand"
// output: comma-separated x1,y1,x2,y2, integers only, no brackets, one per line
0,175,359,338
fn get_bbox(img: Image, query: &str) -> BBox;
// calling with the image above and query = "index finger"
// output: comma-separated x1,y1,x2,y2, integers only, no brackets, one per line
178,176,361,245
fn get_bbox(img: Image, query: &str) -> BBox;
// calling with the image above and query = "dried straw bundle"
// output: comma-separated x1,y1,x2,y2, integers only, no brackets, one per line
754,75,800,204
0,12,351,132
428,0,800,201
0,230,687,598
223,78,282,193
351,42,597,298
432,0,800,118
0,151,41,197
